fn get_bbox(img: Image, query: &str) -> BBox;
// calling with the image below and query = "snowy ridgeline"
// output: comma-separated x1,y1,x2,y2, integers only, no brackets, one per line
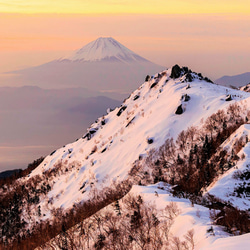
1,65,250,249
30,65,250,212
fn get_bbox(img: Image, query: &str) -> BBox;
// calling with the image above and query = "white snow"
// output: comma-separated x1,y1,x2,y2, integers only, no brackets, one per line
63,37,148,63
203,232,250,250
129,184,235,250
27,67,250,213
19,66,250,248
44,183,249,249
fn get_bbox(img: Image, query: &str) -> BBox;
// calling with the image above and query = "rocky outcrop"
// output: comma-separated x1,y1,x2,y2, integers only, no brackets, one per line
175,104,184,115
170,64,182,79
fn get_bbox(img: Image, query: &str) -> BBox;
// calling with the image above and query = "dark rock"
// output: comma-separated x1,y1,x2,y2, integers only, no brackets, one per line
186,84,191,89
126,116,135,127
182,94,191,102
204,77,213,83
83,132,91,140
185,73,193,82
182,67,189,74
50,150,56,156
147,138,154,144
150,81,158,89
175,104,184,115
89,128,98,134
116,105,127,116
145,75,151,82
101,147,107,153
139,154,143,160
170,64,182,79
225,94,232,101
101,119,106,126
133,95,140,101
198,73,203,79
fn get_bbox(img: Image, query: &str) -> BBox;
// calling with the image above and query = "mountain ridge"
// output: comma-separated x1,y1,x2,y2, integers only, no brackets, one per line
1,65,250,249
215,72,250,88
22,65,250,210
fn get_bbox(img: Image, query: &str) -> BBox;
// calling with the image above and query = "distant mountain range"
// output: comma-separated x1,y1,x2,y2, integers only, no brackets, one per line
0,86,121,171
0,169,21,180
215,72,250,88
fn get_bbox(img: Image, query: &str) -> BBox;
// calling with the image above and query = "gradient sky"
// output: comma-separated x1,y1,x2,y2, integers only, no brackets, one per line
0,1,249,78
1,0,249,14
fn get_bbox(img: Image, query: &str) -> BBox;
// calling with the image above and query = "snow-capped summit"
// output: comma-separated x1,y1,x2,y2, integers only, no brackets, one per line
63,37,149,63
28,65,250,210
6,37,163,92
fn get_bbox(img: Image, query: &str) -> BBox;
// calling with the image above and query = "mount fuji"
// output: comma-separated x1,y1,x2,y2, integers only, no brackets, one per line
63,37,149,63
5,37,163,98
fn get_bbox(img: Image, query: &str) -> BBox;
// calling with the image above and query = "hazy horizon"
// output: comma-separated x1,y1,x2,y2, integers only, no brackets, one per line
0,13,250,80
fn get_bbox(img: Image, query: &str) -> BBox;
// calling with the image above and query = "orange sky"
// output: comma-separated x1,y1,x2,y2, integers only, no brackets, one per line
1,1,249,14
0,0,249,78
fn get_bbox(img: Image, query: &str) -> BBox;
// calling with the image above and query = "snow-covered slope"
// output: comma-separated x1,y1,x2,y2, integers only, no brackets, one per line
27,66,250,213
3,65,250,249
63,37,149,63
42,183,250,250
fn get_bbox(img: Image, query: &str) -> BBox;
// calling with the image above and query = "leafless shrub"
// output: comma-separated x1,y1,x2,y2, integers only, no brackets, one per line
48,194,192,250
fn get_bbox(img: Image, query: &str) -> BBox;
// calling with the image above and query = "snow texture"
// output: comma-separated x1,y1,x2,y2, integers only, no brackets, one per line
63,37,149,63
28,67,250,212
23,66,250,248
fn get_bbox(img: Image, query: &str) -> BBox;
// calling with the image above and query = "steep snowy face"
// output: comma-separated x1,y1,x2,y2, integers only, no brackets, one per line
4,65,250,249
28,65,250,213
64,37,149,63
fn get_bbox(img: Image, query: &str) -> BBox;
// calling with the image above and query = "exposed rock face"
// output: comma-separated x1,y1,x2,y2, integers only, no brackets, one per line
225,94,232,101
145,75,151,82
116,105,127,116
182,94,191,102
133,95,140,101
150,81,158,89
204,77,213,83
175,104,184,115
170,64,182,79
147,138,154,144
185,73,193,82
